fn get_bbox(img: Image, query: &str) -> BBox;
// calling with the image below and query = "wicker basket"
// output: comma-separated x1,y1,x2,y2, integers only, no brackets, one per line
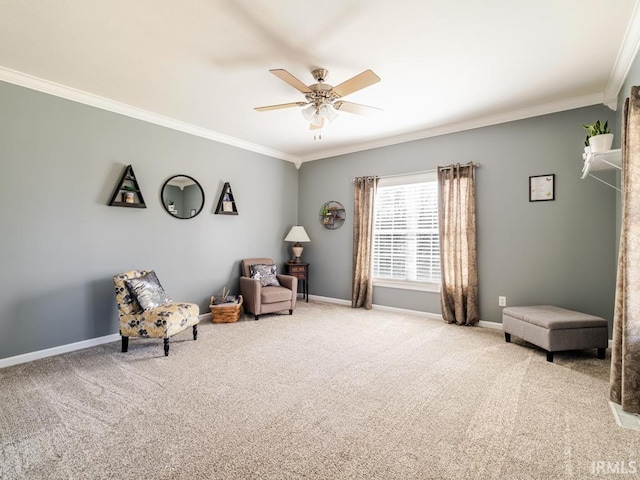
210,295,243,323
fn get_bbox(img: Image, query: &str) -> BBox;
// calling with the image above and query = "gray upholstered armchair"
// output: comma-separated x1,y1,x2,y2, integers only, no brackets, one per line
240,258,298,320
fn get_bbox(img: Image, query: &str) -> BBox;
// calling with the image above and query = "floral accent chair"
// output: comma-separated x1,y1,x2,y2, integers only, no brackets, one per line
113,270,199,356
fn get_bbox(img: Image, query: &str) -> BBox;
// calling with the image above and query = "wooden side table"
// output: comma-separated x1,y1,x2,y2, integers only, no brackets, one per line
285,262,309,302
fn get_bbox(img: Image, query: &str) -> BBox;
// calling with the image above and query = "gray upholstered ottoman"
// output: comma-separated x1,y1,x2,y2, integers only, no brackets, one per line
502,305,608,362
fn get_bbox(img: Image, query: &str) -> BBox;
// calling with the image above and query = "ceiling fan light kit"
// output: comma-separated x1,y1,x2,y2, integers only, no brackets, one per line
301,104,316,121
318,104,338,122
254,67,381,138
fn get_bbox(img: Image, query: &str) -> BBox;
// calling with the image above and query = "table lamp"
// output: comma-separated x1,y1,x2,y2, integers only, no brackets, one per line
284,225,311,263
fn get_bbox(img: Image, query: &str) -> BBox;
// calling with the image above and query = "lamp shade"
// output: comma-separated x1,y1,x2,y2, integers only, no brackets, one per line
284,225,311,243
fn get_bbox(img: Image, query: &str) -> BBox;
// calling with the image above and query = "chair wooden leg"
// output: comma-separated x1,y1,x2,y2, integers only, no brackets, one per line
164,338,170,356
121,336,129,352
504,332,511,343
597,348,606,359
289,309,293,315
546,351,554,362
193,325,198,341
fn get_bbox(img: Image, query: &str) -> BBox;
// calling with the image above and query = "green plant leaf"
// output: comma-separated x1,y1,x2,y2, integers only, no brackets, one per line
582,119,611,139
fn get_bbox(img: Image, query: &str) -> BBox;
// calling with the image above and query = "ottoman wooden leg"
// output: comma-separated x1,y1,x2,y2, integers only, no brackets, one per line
546,351,554,362
597,348,606,359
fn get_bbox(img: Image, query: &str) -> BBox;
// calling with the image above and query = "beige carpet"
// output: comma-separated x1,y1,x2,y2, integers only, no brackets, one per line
1,301,638,479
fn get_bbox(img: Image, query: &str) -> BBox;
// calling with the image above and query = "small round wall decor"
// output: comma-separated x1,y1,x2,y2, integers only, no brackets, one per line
319,201,345,230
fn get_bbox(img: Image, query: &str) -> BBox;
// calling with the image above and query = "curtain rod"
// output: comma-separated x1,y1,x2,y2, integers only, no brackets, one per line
352,162,480,183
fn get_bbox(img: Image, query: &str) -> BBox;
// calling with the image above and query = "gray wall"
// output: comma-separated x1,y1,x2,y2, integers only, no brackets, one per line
299,105,618,327
4,47,639,360
0,81,298,360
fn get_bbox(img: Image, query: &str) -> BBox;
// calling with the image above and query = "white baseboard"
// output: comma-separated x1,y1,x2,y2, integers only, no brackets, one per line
610,401,640,430
0,333,121,369
0,311,214,369
478,320,503,330
308,294,351,306
308,294,502,327
371,303,443,321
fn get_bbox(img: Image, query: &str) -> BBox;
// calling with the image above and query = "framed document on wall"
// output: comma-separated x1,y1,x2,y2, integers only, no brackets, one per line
529,174,555,202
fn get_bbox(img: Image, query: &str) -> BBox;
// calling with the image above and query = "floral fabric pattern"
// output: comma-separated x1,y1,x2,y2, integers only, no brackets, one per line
249,264,281,287
113,270,199,339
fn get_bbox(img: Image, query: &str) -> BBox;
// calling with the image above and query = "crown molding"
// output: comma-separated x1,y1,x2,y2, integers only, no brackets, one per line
0,66,297,163
300,92,604,163
0,66,618,166
603,0,640,110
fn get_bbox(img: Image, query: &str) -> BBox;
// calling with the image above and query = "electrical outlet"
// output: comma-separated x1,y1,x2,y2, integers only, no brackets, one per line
498,296,507,307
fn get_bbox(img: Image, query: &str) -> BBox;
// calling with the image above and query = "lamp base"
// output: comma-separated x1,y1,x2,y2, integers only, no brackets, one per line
292,244,303,263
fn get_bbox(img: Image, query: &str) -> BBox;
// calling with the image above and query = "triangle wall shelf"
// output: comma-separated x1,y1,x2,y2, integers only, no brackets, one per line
215,182,238,215
108,165,147,208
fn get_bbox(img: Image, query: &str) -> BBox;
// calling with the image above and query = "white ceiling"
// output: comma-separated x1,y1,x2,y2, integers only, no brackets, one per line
1,0,639,164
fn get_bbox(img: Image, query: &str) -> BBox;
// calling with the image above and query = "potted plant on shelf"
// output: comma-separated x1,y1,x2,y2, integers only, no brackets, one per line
582,120,613,154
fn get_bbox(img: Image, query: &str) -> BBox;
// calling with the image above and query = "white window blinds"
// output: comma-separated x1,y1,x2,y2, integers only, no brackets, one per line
372,172,440,285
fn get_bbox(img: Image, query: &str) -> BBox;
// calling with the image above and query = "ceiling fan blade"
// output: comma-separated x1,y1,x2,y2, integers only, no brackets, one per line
270,69,312,94
310,117,324,130
331,69,380,98
254,102,306,112
334,101,382,116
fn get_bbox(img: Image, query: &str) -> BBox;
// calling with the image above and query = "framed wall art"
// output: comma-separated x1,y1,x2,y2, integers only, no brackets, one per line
529,174,555,202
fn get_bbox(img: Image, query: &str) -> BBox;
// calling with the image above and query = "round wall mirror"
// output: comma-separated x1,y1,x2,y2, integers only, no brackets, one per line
161,175,205,219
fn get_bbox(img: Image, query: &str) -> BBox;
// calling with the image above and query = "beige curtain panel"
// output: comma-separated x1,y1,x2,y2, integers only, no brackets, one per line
610,86,640,414
352,176,378,309
437,163,479,326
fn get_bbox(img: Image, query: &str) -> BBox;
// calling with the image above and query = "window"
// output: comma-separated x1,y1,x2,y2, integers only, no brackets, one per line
372,172,440,291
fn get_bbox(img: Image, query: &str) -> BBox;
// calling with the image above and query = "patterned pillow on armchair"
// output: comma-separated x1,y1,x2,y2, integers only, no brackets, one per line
249,264,281,287
125,270,172,310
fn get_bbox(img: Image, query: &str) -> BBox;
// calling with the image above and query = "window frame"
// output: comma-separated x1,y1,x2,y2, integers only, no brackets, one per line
371,172,441,293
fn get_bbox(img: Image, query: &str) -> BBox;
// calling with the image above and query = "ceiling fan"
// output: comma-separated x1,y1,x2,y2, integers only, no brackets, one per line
254,68,381,131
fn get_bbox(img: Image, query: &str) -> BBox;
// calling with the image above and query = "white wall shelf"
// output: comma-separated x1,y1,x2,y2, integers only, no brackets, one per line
581,149,621,191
